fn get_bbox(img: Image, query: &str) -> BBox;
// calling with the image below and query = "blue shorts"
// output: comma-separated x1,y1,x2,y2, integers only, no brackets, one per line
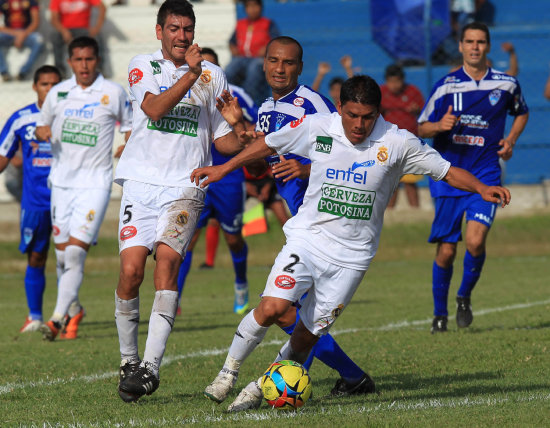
428,194,497,243
197,181,245,234
19,208,52,254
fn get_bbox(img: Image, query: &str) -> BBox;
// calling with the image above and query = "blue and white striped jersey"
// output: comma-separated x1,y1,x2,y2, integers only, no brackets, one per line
418,66,528,197
256,84,336,215
0,103,51,210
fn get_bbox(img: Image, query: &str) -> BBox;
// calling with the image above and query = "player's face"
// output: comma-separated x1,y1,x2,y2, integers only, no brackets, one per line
68,47,99,88
459,29,490,68
33,73,61,106
338,101,379,145
264,41,303,100
385,76,404,94
156,14,195,67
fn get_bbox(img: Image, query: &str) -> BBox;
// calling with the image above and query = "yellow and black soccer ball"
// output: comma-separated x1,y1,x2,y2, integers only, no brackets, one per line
260,360,312,410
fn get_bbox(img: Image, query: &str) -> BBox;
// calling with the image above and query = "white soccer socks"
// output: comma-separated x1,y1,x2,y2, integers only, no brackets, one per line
52,245,87,322
226,310,270,368
115,292,140,363
142,290,178,376
275,339,310,365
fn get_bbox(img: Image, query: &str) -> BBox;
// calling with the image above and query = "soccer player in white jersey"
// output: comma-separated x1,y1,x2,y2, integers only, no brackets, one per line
114,0,244,403
35,36,132,341
191,75,511,405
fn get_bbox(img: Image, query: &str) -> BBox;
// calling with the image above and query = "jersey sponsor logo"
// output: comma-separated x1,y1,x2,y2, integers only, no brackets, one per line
61,119,100,146
376,146,388,163
452,134,485,147
315,136,333,154
474,212,493,225
200,70,212,83
52,225,60,236
290,115,306,128
444,75,460,84
274,274,296,289
351,160,375,171
101,95,110,105
64,103,100,119
150,61,161,75
491,73,515,82
31,157,52,167
319,183,375,220
29,141,52,154
326,167,368,184
293,97,304,107
489,89,501,106
19,108,32,116
146,102,200,136
120,225,137,240
460,115,488,129
57,91,68,100
128,68,143,87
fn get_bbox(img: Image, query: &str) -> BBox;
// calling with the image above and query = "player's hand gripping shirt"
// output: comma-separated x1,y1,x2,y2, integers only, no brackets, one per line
115,53,233,188
37,74,132,190
418,66,528,198
265,113,450,270
0,103,51,210
256,84,336,215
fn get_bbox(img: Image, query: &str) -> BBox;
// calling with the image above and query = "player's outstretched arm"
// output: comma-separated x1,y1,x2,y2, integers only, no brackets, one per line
192,135,275,187
272,154,311,182
216,90,247,137
141,44,203,121
0,155,9,174
443,166,511,207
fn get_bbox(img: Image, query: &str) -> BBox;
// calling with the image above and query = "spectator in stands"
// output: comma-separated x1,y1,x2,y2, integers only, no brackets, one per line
225,0,279,105
311,55,355,104
381,64,424,209
0,0,44,81
49,0,107,77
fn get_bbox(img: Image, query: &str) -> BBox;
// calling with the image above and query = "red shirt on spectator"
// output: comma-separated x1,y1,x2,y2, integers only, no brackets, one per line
232,16,276,58
49,0,101,29
0,0,38,29
380,83,424,135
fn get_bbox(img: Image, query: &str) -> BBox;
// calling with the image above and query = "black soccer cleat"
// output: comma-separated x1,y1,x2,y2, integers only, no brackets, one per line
456,296,473,328
118,359,141,403
431,315,448,333
330,373,376,396
118,362,159,402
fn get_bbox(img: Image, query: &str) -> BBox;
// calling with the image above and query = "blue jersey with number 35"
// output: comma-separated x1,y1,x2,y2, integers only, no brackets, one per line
0,103,52,210
256,85,335,214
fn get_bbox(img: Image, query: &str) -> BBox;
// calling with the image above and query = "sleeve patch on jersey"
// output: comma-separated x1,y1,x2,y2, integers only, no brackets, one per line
274,275,296,289
128,68,144,87
293,97,304,107
290,115,306,128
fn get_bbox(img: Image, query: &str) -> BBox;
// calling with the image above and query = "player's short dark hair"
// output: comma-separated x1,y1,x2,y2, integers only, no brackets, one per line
265,36,303,62
329,77,344,89
33,65,62,84
243,0,262,6
340,75,381,109
157,0,195,28
201,47,219,65
460,21,490,44
68,36,99,58
384,64,404,80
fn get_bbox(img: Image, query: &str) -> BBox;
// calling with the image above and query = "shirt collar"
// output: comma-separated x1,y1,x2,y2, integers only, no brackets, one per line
67,73,105,91
330,113,387,147
154,49,189,70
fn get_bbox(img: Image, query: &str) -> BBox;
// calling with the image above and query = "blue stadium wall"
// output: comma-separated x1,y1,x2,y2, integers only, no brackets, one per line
237,0,550,185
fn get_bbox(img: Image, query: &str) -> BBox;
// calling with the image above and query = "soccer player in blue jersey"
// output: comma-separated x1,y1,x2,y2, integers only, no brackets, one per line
0,65,62,332
418,22,529,333
176,47,258,315
205,37,374,412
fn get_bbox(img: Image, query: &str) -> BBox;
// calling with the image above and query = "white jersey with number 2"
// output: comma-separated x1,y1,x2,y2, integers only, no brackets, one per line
265,113,451,271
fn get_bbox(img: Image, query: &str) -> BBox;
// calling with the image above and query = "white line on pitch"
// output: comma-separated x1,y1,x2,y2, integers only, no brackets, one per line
1,298,549,395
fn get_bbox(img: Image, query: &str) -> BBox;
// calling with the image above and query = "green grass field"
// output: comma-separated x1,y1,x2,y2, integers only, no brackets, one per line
1,211,549,427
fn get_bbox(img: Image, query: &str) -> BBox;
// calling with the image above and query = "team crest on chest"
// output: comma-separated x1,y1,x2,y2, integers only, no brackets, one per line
101,95,110,105
200,70,212,83
489,89,501,106
377,146,388,164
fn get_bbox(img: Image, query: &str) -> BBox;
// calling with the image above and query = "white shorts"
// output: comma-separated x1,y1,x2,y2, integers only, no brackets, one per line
50,186,111,245
263,241,366,336
118,180,205,257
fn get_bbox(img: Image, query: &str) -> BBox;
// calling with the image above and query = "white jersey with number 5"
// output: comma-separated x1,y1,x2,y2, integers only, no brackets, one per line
264,113,451,270
115,51,233,188
38,74,132,190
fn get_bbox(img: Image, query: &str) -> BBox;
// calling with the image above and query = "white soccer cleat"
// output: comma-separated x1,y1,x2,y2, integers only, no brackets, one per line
227,381,262,412
19,317,42,333
203,368,238,403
